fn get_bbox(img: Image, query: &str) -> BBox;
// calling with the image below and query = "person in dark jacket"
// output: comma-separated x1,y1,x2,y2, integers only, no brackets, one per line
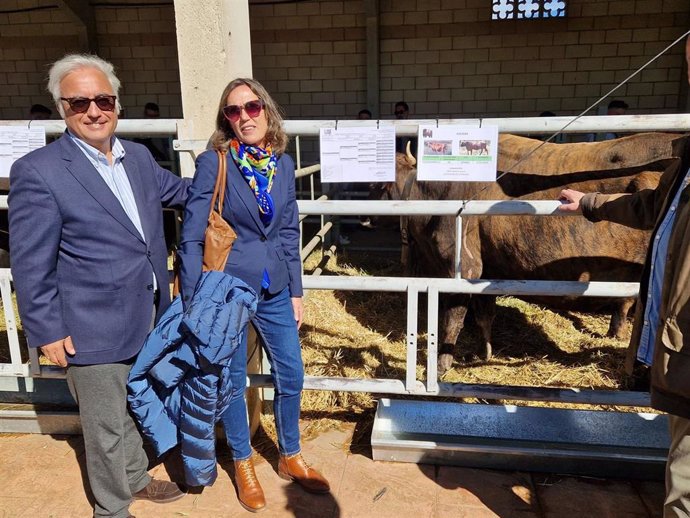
178,78,330,513
558,36,690,518
9,54,189,518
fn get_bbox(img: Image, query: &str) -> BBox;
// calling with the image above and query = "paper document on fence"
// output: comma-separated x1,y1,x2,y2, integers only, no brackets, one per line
417,125,498,182
319,126,395,183
0,126,46,178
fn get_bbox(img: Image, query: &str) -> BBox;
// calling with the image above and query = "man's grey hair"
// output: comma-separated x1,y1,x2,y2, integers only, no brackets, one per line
47,54,122,117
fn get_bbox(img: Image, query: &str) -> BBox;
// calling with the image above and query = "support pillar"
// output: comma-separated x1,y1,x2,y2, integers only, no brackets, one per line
173,0,253,178
365,0,380,118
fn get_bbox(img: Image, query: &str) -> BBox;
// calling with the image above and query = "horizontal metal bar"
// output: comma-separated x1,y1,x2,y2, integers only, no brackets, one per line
2,197,570,215
5,114,690,142
0,409,81,434
295,164,321,178
248,373,426,393
3,364,66,378
6,369,647,407
244,375,651,407
303,276,640,298
282,114,690,136
297,199,569,216
2,119,178,137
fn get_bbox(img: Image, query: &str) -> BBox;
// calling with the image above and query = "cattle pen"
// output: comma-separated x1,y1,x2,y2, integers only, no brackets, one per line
2,114,690,478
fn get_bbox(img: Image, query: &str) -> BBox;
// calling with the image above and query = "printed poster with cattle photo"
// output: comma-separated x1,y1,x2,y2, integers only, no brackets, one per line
417,125,499,182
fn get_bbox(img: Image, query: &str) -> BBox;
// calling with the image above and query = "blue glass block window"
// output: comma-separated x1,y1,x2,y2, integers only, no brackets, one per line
492,0,567,20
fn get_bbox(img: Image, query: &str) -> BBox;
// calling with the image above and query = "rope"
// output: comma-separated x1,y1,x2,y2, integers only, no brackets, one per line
456,29,690,213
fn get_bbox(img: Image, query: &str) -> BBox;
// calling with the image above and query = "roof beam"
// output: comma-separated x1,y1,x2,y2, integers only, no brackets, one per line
58,0,98,53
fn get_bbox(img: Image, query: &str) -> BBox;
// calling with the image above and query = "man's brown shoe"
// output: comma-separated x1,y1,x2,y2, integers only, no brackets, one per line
278,453,330,494
234,458,266,513
133,478,186,504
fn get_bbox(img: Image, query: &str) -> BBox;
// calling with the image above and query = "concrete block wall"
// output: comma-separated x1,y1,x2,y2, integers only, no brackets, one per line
0,2,79,119
251,0,690,120
0,0,688,126
0,1,181,120
95,5,181,119
250,1,368,119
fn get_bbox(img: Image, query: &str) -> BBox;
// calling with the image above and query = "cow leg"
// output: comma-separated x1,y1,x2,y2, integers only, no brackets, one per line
438,294,470,374
608,297,635,339
472,295,496,361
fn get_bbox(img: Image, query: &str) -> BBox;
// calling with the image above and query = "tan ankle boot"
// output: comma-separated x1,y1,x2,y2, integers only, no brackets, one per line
234,458,266,513
278,453,330,494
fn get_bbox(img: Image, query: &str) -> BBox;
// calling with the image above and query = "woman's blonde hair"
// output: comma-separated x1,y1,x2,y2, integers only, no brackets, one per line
210,78,288,154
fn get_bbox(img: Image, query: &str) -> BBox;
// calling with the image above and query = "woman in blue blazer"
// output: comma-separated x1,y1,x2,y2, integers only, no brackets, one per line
178,78,329,512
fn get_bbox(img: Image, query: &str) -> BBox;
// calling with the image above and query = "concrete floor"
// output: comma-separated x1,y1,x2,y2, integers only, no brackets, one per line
0,422,665,518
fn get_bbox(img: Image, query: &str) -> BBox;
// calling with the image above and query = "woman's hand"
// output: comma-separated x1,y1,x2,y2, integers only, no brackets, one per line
558,189,585,213
291,297,304,329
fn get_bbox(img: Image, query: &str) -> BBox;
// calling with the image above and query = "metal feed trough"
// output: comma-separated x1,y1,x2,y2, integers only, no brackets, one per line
372,398,669,480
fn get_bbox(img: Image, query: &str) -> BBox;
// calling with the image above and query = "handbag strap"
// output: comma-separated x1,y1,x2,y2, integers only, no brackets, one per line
210,150,227,216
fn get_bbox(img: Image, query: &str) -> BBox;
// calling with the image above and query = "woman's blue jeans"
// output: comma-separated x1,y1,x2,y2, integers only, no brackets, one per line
220,287,304,459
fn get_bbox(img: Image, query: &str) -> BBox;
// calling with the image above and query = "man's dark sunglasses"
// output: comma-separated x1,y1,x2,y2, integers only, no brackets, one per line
222,99,264,122
60,95,117,114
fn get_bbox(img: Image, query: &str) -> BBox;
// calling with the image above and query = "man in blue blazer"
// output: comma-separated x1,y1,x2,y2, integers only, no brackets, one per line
9,54,190,518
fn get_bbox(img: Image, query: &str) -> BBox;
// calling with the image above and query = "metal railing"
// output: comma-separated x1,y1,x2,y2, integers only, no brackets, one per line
2,114,689,409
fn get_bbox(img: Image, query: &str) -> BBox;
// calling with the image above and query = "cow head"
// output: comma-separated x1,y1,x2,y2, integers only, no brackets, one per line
373,141,417,201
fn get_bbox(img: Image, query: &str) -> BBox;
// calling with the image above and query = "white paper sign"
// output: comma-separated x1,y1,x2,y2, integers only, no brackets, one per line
417,125,499,182
0,126,46,178
319,126,395,183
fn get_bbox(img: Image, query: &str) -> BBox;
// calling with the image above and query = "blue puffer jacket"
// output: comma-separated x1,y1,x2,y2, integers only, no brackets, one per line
127,271,257,487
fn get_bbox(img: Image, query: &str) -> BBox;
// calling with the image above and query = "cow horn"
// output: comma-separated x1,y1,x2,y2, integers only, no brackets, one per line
406,140,416,166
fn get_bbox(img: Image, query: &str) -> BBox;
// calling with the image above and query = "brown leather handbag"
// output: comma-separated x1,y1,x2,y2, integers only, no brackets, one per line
202,150,237,271
171,150,236,297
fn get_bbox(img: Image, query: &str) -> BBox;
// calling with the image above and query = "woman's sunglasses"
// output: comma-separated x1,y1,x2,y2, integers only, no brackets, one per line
60,95,117,114
222,99,264,122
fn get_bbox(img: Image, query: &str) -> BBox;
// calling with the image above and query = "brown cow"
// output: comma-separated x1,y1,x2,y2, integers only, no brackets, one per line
386,133,689,374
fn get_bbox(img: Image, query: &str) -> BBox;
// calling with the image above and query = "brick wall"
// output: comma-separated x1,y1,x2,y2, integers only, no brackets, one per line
251,0,690,119
0,1,181,120
250,0,368,119
95,5,181,119
0,0,688,124
0,2,78,119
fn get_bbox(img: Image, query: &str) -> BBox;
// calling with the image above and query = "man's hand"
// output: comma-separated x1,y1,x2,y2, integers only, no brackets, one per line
558,189,585,213
40,336,75,367
291,297,304,329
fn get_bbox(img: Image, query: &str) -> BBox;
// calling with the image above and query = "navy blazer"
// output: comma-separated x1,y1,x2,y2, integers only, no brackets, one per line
9,133,190,365
178,149,302,305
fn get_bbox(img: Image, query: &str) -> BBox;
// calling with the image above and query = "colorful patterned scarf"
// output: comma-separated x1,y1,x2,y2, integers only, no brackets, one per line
230,138,277,226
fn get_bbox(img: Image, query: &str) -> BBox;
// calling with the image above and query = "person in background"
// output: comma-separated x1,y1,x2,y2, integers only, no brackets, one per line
586,99,629,142
558,36,690,518
29,103,52,120
134,101,170,162
394,100,418,157
178,77,330,513
394,101,409,120
9,54,190,518
357,108,372,120
531,110,566,143
144,101,160,119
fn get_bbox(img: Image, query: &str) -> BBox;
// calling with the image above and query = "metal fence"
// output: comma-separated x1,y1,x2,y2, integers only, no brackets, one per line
2,114,690,409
